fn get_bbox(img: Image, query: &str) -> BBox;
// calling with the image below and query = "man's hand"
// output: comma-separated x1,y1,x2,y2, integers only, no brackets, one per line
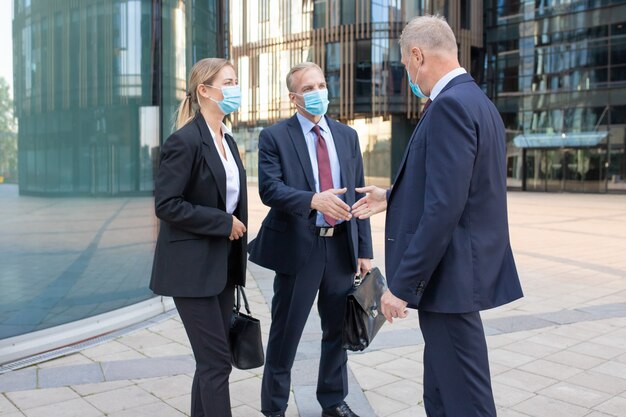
230,215,247,240
311,188,352,221
352,186,388,219
380,289,409,324
357,258,371,277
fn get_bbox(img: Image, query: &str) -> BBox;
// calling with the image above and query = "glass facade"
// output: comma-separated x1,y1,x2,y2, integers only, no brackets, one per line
230,0,485,184
0,0,225,345
485,0,626,192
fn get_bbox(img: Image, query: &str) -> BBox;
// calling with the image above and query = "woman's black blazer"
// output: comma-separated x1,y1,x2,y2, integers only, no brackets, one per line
150,113,247,297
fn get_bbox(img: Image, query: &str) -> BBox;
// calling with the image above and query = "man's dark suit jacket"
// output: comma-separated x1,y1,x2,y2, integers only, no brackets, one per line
248,114,373,275
385,73,523,313
150,113,247,297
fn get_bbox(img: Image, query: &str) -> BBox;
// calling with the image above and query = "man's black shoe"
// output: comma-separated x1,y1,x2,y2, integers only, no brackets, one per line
322,402,360,417
263,413,285,417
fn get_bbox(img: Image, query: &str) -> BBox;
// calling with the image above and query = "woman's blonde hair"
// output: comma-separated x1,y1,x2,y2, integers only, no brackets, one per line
175,58,234,130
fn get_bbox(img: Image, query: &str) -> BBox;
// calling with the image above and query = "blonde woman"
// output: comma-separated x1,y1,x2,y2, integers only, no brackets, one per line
150,58,247,417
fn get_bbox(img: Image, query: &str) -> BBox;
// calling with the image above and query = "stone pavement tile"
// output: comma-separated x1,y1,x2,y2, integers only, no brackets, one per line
489,361,511,376
1,413,26,417
364,391,410,417
592,396,626,417
543,350,605,370
229,376,263,410
525,332,581,350
147,317,184,334
569,341,624,360
38,363,104,388
6,387,78,410
493,369,558,392
495,409,532,417
592,330,626,350
486,334,528,349
0,393,21,414
549,323,606,341
91,349,147,362
538,382,611,408
351,366,402,391
519,358,585,380
0,369,36,392
71,379,135,396
232,404,264,417
140,342,191,358
372,379,422,406
349,351,399,367
101,355,194,380
492,383,535,408
590,360,626,380
80,340,135,361
499,339,561,359
387,404,427,417
511,394,589,417
383,345,422,357
135,374,192,400
374,357,422,380
36,353,94,368
116,329,174,352
584,412,615,417
21,398,104,417
106,400,187,417
566,371,626,395
82,385,159,414
489,348,536,368
162,394,189,415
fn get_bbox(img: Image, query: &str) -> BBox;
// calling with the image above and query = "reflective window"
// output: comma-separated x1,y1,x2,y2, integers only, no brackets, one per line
0,0,223,341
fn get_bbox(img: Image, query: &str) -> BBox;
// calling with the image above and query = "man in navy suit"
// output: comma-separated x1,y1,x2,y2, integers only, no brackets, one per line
248,62,373,417
352,16,523,417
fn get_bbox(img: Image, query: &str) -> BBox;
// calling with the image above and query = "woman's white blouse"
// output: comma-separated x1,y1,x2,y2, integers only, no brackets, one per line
207,123,240,214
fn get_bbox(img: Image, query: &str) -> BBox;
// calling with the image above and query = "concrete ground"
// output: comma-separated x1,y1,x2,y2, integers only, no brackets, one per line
1,190,626,417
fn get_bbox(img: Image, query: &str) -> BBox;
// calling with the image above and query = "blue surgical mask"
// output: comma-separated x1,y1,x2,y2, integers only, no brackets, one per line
407,61,429,99
295,88,329,116
207,85,241,115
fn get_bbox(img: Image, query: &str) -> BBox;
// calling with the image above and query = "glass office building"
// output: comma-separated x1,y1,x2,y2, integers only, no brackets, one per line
0,0,227,363
485,0,626,192
230,0,485,185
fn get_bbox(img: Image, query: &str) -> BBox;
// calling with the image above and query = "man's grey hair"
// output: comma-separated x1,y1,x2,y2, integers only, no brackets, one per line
286,62,324,92
399,15,458,56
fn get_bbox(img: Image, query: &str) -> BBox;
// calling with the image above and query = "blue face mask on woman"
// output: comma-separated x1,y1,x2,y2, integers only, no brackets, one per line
294,88,329,116
407,60,429,99
207,85,241,115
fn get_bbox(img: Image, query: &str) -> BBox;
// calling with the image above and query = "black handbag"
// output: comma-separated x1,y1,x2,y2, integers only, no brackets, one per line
342,267,388,351
229,285,265,369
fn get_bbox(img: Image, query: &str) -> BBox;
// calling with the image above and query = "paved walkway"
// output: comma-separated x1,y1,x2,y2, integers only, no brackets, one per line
1,191,626,417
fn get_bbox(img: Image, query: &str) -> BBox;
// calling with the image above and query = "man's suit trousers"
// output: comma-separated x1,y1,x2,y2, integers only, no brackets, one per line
261,231,355,414
419,310,497,417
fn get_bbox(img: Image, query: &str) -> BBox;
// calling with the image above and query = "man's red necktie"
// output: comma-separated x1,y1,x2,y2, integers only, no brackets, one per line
312,125,336,226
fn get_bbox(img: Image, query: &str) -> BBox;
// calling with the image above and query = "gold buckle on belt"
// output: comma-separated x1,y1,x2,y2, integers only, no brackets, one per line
319,227,334,237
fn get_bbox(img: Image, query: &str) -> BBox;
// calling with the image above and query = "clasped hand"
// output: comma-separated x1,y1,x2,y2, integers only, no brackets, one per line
310,188,352,221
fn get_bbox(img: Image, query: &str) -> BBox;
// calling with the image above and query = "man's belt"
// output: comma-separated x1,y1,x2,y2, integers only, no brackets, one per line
314,222,347,238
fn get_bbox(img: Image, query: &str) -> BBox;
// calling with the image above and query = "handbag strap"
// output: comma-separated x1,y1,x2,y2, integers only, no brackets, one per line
234,285,252,315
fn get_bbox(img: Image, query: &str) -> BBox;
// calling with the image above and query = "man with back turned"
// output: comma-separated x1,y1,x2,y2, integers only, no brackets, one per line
352,15,523,417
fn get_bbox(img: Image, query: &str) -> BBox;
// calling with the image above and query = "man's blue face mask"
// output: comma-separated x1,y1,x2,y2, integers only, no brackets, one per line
294,88,329,116
407,58,429,99
207,84,242,115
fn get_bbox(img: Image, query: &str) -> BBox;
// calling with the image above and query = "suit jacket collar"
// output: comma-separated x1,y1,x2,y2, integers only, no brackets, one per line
194,113,227,204
287,114,317,191
287,114,349,192
389,73,475,201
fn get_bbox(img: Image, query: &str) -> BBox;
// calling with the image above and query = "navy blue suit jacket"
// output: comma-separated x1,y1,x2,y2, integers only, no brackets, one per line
385,73,523,313
248,114,373,275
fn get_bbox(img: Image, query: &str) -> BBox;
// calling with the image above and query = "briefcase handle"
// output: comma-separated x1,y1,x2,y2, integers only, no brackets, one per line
234,285,252,316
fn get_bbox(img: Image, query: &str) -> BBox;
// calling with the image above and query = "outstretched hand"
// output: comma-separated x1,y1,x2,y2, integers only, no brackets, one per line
352,186,388,219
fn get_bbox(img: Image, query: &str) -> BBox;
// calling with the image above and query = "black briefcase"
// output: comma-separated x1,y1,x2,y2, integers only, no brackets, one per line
230,286,265,370
342,267,388,351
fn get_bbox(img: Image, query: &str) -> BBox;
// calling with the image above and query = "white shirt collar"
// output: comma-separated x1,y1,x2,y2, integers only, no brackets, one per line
206,122,232,140
429,67,467,101
296,112,330,135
